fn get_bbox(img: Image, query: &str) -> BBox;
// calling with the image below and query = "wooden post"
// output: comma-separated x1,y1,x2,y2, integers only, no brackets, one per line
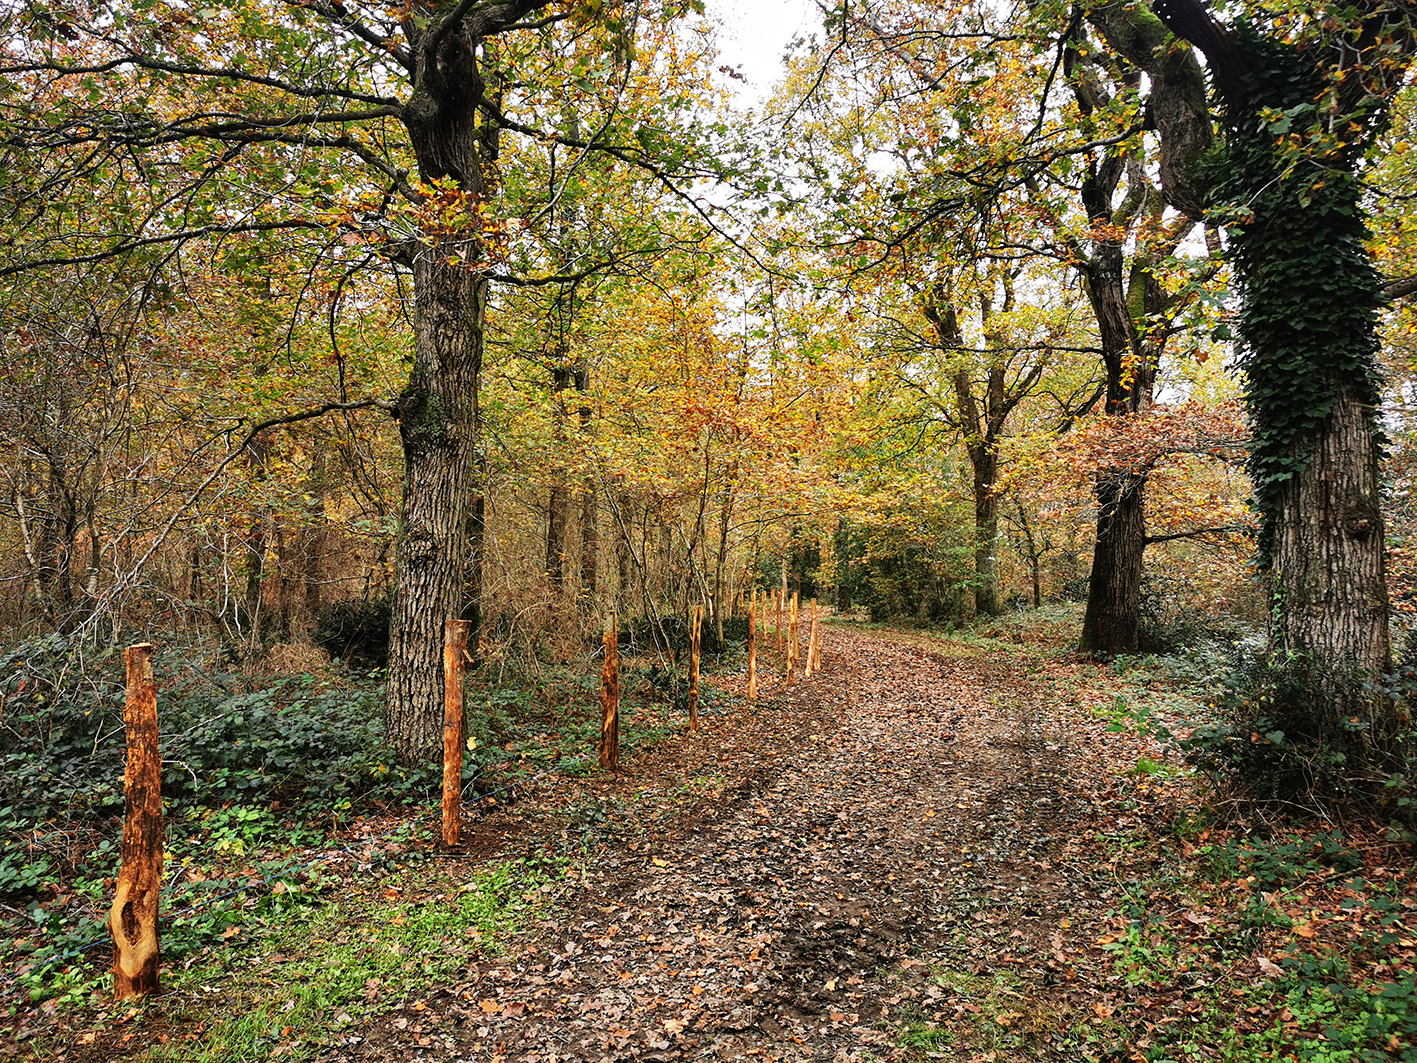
814,599,824,670
688,604,702,732
599,613,620,772
775,588,783,654
442,618,471,848
787,592,800,682
805,598,819,677
747,591,758,702
110,643,161,1000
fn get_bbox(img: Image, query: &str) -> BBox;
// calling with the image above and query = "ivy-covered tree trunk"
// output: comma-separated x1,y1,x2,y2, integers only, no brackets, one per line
1122,0,1402,695
1223,39,1392,679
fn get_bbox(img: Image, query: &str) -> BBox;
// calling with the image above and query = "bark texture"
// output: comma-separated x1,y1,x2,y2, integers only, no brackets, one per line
1135,0,1400,680
386,5,538,762
1078,477,1146,655
388,240,484,760
1272,396,1389,676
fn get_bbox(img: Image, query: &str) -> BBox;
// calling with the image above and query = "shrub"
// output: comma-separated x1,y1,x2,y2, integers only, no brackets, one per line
1181,648,1415,817
620,611,742,658
0,633,431,900
1136,573,1243,654
312,593,392,670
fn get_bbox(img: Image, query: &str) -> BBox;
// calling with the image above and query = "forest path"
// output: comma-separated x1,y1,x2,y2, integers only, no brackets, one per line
340,626,1135,1063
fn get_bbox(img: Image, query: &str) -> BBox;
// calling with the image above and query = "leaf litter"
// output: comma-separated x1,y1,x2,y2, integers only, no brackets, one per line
27,622,1416,1062
301,627,1184,1062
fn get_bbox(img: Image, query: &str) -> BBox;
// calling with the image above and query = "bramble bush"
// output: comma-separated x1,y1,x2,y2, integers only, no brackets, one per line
1180,647,1416,826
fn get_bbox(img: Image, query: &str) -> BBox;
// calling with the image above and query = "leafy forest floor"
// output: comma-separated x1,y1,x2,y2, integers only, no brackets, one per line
7,611,1417,1062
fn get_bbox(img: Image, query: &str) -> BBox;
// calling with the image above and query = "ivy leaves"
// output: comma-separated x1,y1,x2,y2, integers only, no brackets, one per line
1215,31,1388,561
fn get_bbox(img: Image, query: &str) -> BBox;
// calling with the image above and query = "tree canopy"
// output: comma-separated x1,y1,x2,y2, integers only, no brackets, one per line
2,0,1416,757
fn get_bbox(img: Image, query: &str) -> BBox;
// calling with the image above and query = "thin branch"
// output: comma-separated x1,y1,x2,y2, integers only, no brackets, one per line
0,220,328,278
1145,523,1250,545
81,399,395,628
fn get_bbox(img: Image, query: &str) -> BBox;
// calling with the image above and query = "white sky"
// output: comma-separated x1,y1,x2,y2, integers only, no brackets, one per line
702,0,822,106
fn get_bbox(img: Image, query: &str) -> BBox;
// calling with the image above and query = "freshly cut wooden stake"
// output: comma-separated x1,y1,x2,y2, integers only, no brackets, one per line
811,598,823,671
110,643,161,1000
442,618,471,848
786,592,799,683
599,613,620,772
805,599,819,678
775,589,783,654
688,605,702,731
747,592,758,703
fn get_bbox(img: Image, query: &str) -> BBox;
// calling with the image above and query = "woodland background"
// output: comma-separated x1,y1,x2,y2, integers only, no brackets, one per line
6,0,1417,778
0,0,1302,666
4,4,1417,1054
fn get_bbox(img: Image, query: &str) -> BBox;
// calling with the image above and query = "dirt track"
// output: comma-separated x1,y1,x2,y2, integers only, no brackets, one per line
329,628,1133,1062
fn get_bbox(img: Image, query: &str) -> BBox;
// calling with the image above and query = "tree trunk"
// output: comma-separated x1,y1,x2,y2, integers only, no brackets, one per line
614,489,633,616
242,435,271,638
1078,473,1145,654
388,249,483,762
463,486,486,653
580,483,597,601
274,521,292,639
1272,397,1389,676
577,366,597,604
385,26,499,764
35,438,80,630
545,365,573,590
300,449,327,626
971,448,1000,616
1077,237,1156,654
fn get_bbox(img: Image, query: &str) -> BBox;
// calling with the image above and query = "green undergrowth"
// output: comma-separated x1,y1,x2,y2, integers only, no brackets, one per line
29,856,561,1062
1083,820,1416,1063
872,608,1414,1063
1,629,712,1005
1081,648,1417,1062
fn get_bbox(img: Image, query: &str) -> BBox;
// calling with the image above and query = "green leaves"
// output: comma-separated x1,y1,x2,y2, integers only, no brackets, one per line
1212,32,1388,562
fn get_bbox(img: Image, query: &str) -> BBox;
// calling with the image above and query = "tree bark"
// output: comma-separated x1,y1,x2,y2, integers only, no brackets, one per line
1071,180,1168,653
242,435,271,638
1131,0,1397,681
385,9,520,763
971,447,1000,617
300,448,328,626
578,367,597,604
1078,474,1145,654
545,365,573,589
1272,395,1389,676
388,247,483,761
463,487,486,649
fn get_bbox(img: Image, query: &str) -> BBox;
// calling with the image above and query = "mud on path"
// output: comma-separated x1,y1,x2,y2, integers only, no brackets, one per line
334,628,1146,1063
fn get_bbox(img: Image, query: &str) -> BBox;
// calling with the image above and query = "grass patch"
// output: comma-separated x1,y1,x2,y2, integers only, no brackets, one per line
122,857,558,1063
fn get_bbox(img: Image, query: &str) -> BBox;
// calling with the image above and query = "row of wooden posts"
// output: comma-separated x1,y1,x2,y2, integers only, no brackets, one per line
594,588,823,773
104,593,824,999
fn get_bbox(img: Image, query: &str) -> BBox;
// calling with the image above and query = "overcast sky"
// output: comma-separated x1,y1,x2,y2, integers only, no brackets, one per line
702,0,822,106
